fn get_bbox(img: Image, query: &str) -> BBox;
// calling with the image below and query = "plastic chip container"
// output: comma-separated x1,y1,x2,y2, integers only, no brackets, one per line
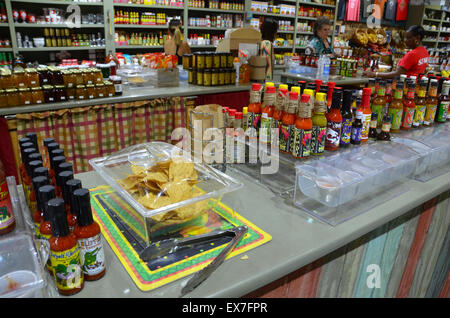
89,142,243,244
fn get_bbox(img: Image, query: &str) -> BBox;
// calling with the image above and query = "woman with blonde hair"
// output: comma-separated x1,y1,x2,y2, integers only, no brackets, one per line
164,19,191,63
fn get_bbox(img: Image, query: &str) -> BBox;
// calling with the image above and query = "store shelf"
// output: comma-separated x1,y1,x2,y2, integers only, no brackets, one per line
423,29,439,33
187,26,229,31
295,46,307,49
274,46,294,49
190,45,217,49
0,48,13,52
11,0,104,6
278,30,294,34
252,12,296,19
0,23,9,27
423,17,442,23
14,23,105,28
18,46,106,51
297,16,317,21
115,45,163,49
296,31,313,35
114,24,168,29
187,7,244,14
112,3,184,10
298,1,336,8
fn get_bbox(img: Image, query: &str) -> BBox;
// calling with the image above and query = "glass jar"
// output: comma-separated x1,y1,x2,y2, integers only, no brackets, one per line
197,69,204,86
0,89,7,107
62,69,74,88
230,68,236,85
110,76,122,96
37,67,50,86
93,69,103,84
6,88,20,107
205,53,213,69
13,70,26,89
76,84,87,100
0,69,13,89
211,69,219,86
203,69,212,86
25,68,40,88
73,69,84,86
183,54,192,70
213,53,221,69
224,68,231,85
55,85,67,102
218,69,225,85
82,68,94,85
227,53,233,68
49,67,64,86
196,53,205,70
95,83,105,98
86,84,95,99
31,87,44,104
188,68,194,84
191,54,196,69
43,85,55,103
104,81,115,97
19,88,32,105
98,64,111,79
220,53,227,68
66,87,76,100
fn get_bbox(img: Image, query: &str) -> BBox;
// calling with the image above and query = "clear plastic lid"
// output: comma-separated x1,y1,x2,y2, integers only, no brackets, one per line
89,142,243,220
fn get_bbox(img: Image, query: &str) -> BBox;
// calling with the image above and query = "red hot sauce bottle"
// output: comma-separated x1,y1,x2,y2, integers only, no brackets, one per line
65,179,82,233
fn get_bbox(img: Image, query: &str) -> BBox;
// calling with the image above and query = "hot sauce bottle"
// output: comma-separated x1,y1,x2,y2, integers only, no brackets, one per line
21,146,36,208
371,80,386,128
260,85,277,144
412,79,427,128
367,78,376,107
279,91,298,153
436,80,450,123
32,176,48,238
385,79,393,110
0,159,15,236
388,82,404,133
28,159,43,213
327,81,336,108
340,89,353,148
73,188,106,281
18,139,31,181
47,197,84,296
66,179,82,232
424,79,438,126
272,87,288,144
325,90,343,151
247,83,262,138
401,82,416,130
311,92,327,156
368,112,378,140
291,94,312,159
302,88,315,115
377,115,392,141
38,184,56,273
358,87,372,143
351,112,363,145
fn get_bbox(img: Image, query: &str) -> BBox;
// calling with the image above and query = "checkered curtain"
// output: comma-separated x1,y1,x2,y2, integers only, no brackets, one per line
16,97,185,174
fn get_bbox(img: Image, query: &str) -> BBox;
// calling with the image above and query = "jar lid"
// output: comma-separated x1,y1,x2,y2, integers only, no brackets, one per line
55,85,65,88
25,68,37,73
103,80,113,85
13,69,25,74
0,68,11,76
37,66,48,71
43,85,54,89
204,69,212,72
19,88,30,92
6,88,17,92
77,84,86,88
183,54,193,57
31,87,42,90
86,84,95,88
96,83,104,87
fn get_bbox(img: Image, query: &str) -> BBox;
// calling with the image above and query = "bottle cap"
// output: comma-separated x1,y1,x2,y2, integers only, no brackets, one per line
58,170,74,202
289,91,298,100
314,79,322,89
362,87,371,96
51,155,65,171
46,142,59,153
300,94,310,103
279,84,288,90
39,185,55,221
19,137,31,147
28,160,43,176
33,166,49,179
242,107,248,115
343,89,353,108
396,82,404,89
328,81,336,89
25,132,38,148
48,198,69,237
383,115,392,123
266,86,276,94
371,112,378,120
331,90,342,109
315,92,326,102
303,88,314,97
32,176,49,212
235,112,243,120
29,153,42,163
228,109,236,117
74,188,94,227
290,86,300,94
222,106,229,113
50,148,64,160
252,83,261,91
58,162,73,174
66,179,82,216
43,137,55,148
22,147,36,163
265,82,274,88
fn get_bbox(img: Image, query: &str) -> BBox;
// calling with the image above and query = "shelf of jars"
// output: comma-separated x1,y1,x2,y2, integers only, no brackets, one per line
188,26,229,31
188,7,244,13
10,0,104,6
115,45,163,49
298,1,335,8
0,47,13,52
114,24,168,28
17,46,106,51
14,23,105,28
113,3,184,10
0,23,9,27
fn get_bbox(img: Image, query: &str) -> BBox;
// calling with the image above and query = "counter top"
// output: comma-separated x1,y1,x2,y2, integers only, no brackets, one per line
280,72,369,86
0,83,252,117
70,166,450,298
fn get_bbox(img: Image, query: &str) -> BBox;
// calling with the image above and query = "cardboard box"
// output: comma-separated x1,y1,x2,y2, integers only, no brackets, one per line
216,28,261,53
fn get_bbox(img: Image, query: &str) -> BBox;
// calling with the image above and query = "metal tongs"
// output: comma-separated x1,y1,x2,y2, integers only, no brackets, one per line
139,225,248,297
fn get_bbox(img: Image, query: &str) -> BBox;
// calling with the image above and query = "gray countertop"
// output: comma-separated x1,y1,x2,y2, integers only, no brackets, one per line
0,83,252,116
69,166,450,298
280,72,369,86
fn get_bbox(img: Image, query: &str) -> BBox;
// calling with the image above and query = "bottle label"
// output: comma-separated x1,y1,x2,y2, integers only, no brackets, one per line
78,234,105,276
424,104,437,125
413,105,426,126
311,126,326,154
50,244,83,291
436,102,449,122
114,84,122,93
351,126,362,142
34,221,41,239
388,107,403,130
325,121,342,148
371,104,384,127
382,122,391,132
291,128,312,158
340,118,352,145
260,116,273,143
361,113,371,141
0,180,14,231
279,124,293,152
401,107,415,128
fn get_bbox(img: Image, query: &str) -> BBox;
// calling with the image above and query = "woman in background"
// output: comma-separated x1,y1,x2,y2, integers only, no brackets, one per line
305,16,334,56
164,19,191,63
260,18,279,81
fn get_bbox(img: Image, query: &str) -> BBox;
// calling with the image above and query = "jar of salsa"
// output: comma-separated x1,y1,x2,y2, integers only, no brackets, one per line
93,69,103,84
196,53,205,70
110,76,122,96
95,83,105,98
227,53,233,68
73,69,84,86
43,85,55,103
220,53,227,68
0,89,7,107
203,69,212,86
13,69,26,89
183,54,192,70
218,69,225,85
213,53,220,69
19,88,32,105
76,85,87,100
211,69,218,86
230,68,236,85
104,81,115,97
205,53,213,69
0,69,13,89
62,70,74,88
197,69,204,86
25,68,40,88
66,87,76,100
224,68,231,85
6,88,20,107
37,67,50,86
31,87,44,104
82,68,93,85
86,84,95,99
55,85,67,102
188,68,194,84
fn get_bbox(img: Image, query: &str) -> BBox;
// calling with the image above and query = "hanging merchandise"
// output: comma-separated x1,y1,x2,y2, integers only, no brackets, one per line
361,0,372,19
345,0,361,22
337,0,347,21
384,0,397,21
395,0,409,21
373,0,387,20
